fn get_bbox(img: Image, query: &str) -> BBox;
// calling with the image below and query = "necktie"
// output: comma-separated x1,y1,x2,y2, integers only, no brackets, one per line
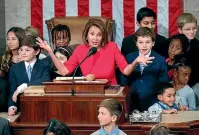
140,63,145,74
27,65,32,81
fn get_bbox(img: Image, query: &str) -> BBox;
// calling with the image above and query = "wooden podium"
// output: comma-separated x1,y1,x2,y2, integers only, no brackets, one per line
20,80,128,124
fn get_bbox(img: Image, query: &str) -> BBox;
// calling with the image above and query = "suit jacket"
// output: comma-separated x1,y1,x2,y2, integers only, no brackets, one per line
90,129,127,135
121,51,168,111
121,34,168,57
8,59,51,108
0,117,12,135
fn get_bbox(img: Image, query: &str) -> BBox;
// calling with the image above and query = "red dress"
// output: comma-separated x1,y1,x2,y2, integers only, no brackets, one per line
64,42,128,84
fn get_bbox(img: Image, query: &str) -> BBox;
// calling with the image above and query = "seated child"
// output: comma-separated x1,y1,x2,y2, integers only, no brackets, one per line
52,46,73,78
8,36,51,116
51,24,71,48
43,119,72,135
173,55,196,110
121,27,168,112
91,98,127,135
149,124,170,135
166,34,188,80
148,83,188,114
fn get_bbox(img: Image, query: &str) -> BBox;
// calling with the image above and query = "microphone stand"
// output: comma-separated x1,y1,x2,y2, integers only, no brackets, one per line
71,55,90,96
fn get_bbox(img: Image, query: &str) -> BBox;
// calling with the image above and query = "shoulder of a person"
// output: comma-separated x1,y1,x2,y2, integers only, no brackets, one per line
123,34,135,42
152,51,165,61
185,85,194,92
156,34,166,40
118,129,127,135
126,51,138,58
90,130,100,135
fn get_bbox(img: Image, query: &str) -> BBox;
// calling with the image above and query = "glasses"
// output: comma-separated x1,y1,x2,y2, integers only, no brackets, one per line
182,26,198,32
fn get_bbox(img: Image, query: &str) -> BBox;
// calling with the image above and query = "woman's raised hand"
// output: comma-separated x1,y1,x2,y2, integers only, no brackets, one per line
36,37,53,53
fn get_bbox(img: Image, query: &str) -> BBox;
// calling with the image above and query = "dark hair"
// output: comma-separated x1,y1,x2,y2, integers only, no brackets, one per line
137,7,156,23
51,24,71,44
168,34,189,53
82,18,108,48
98,98,123,119
7,27,26,48
150,124,170,135
135,27,156,42
54,46,73,59
173,54,191,70
43,119,72,135
21,36,41,58
156,83,174,95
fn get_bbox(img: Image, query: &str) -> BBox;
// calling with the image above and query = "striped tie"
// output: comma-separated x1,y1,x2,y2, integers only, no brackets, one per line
140,63,145,74
27,65,32,81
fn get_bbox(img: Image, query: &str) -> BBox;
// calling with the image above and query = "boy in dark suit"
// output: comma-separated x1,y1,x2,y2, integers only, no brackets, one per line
121,27,168,112
8,36,51,116
121,7,168,58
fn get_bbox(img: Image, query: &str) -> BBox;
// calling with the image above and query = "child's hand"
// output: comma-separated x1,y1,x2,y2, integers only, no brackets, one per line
163,109,177,114
12,90,19,102
135,54,155,66
36,37,53,53
8,107,17,116
179,104,189,111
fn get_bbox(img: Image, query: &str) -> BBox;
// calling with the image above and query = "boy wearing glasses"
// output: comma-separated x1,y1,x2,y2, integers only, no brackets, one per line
177,13,199,87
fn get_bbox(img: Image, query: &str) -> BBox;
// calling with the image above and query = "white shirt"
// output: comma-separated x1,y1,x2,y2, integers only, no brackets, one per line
24,58,37,71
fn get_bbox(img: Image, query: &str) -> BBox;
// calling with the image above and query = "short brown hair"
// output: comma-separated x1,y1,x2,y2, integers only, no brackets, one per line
98,98,123,119
21,36,40,52
82,18,108,48
177,13,197,29
150,124,170,135
25,26,40,37
135,27,156,42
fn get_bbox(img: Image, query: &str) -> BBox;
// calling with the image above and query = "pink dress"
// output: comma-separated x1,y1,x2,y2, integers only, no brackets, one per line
64,42,128,84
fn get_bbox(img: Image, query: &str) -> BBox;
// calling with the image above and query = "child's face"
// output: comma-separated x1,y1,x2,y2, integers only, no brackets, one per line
55,52,68,64
97,107,115,127
136,36,154,55
20,46,39,63
87,26,103,49
54,31,69,47
168,39,182,59
174,66,191,85
158,88,176,107
7,32,20,51
137,17,156,31
178,23,197,40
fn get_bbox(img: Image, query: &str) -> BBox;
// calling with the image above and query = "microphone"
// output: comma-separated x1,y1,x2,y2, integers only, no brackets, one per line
71,47,97,96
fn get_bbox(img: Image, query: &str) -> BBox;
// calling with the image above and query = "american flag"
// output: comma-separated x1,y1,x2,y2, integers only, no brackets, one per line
31,0,183,48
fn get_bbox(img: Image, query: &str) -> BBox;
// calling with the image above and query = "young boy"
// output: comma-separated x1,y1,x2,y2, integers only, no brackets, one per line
177,13,199,87
8,36,51,116
148,83,179,114
121,27,168,112
121,7,167,57
91,98,127,135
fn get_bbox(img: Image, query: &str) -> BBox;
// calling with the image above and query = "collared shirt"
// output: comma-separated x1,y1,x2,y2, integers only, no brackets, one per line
138,51,151,74
24,58,37,70
148,101,178,114
100,126,119,135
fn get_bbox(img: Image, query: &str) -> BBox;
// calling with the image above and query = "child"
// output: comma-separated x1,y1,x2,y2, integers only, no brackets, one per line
43,119,72,135
52,46,73,78
173,56,196,110
121,7,167,57
91,98,127,135
121,27,168,112
8,36,51,116
51,24,71,48
177,13,199,87
166,34,188,80
148,83,180,114
0,27,26,111
149,124,170,135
